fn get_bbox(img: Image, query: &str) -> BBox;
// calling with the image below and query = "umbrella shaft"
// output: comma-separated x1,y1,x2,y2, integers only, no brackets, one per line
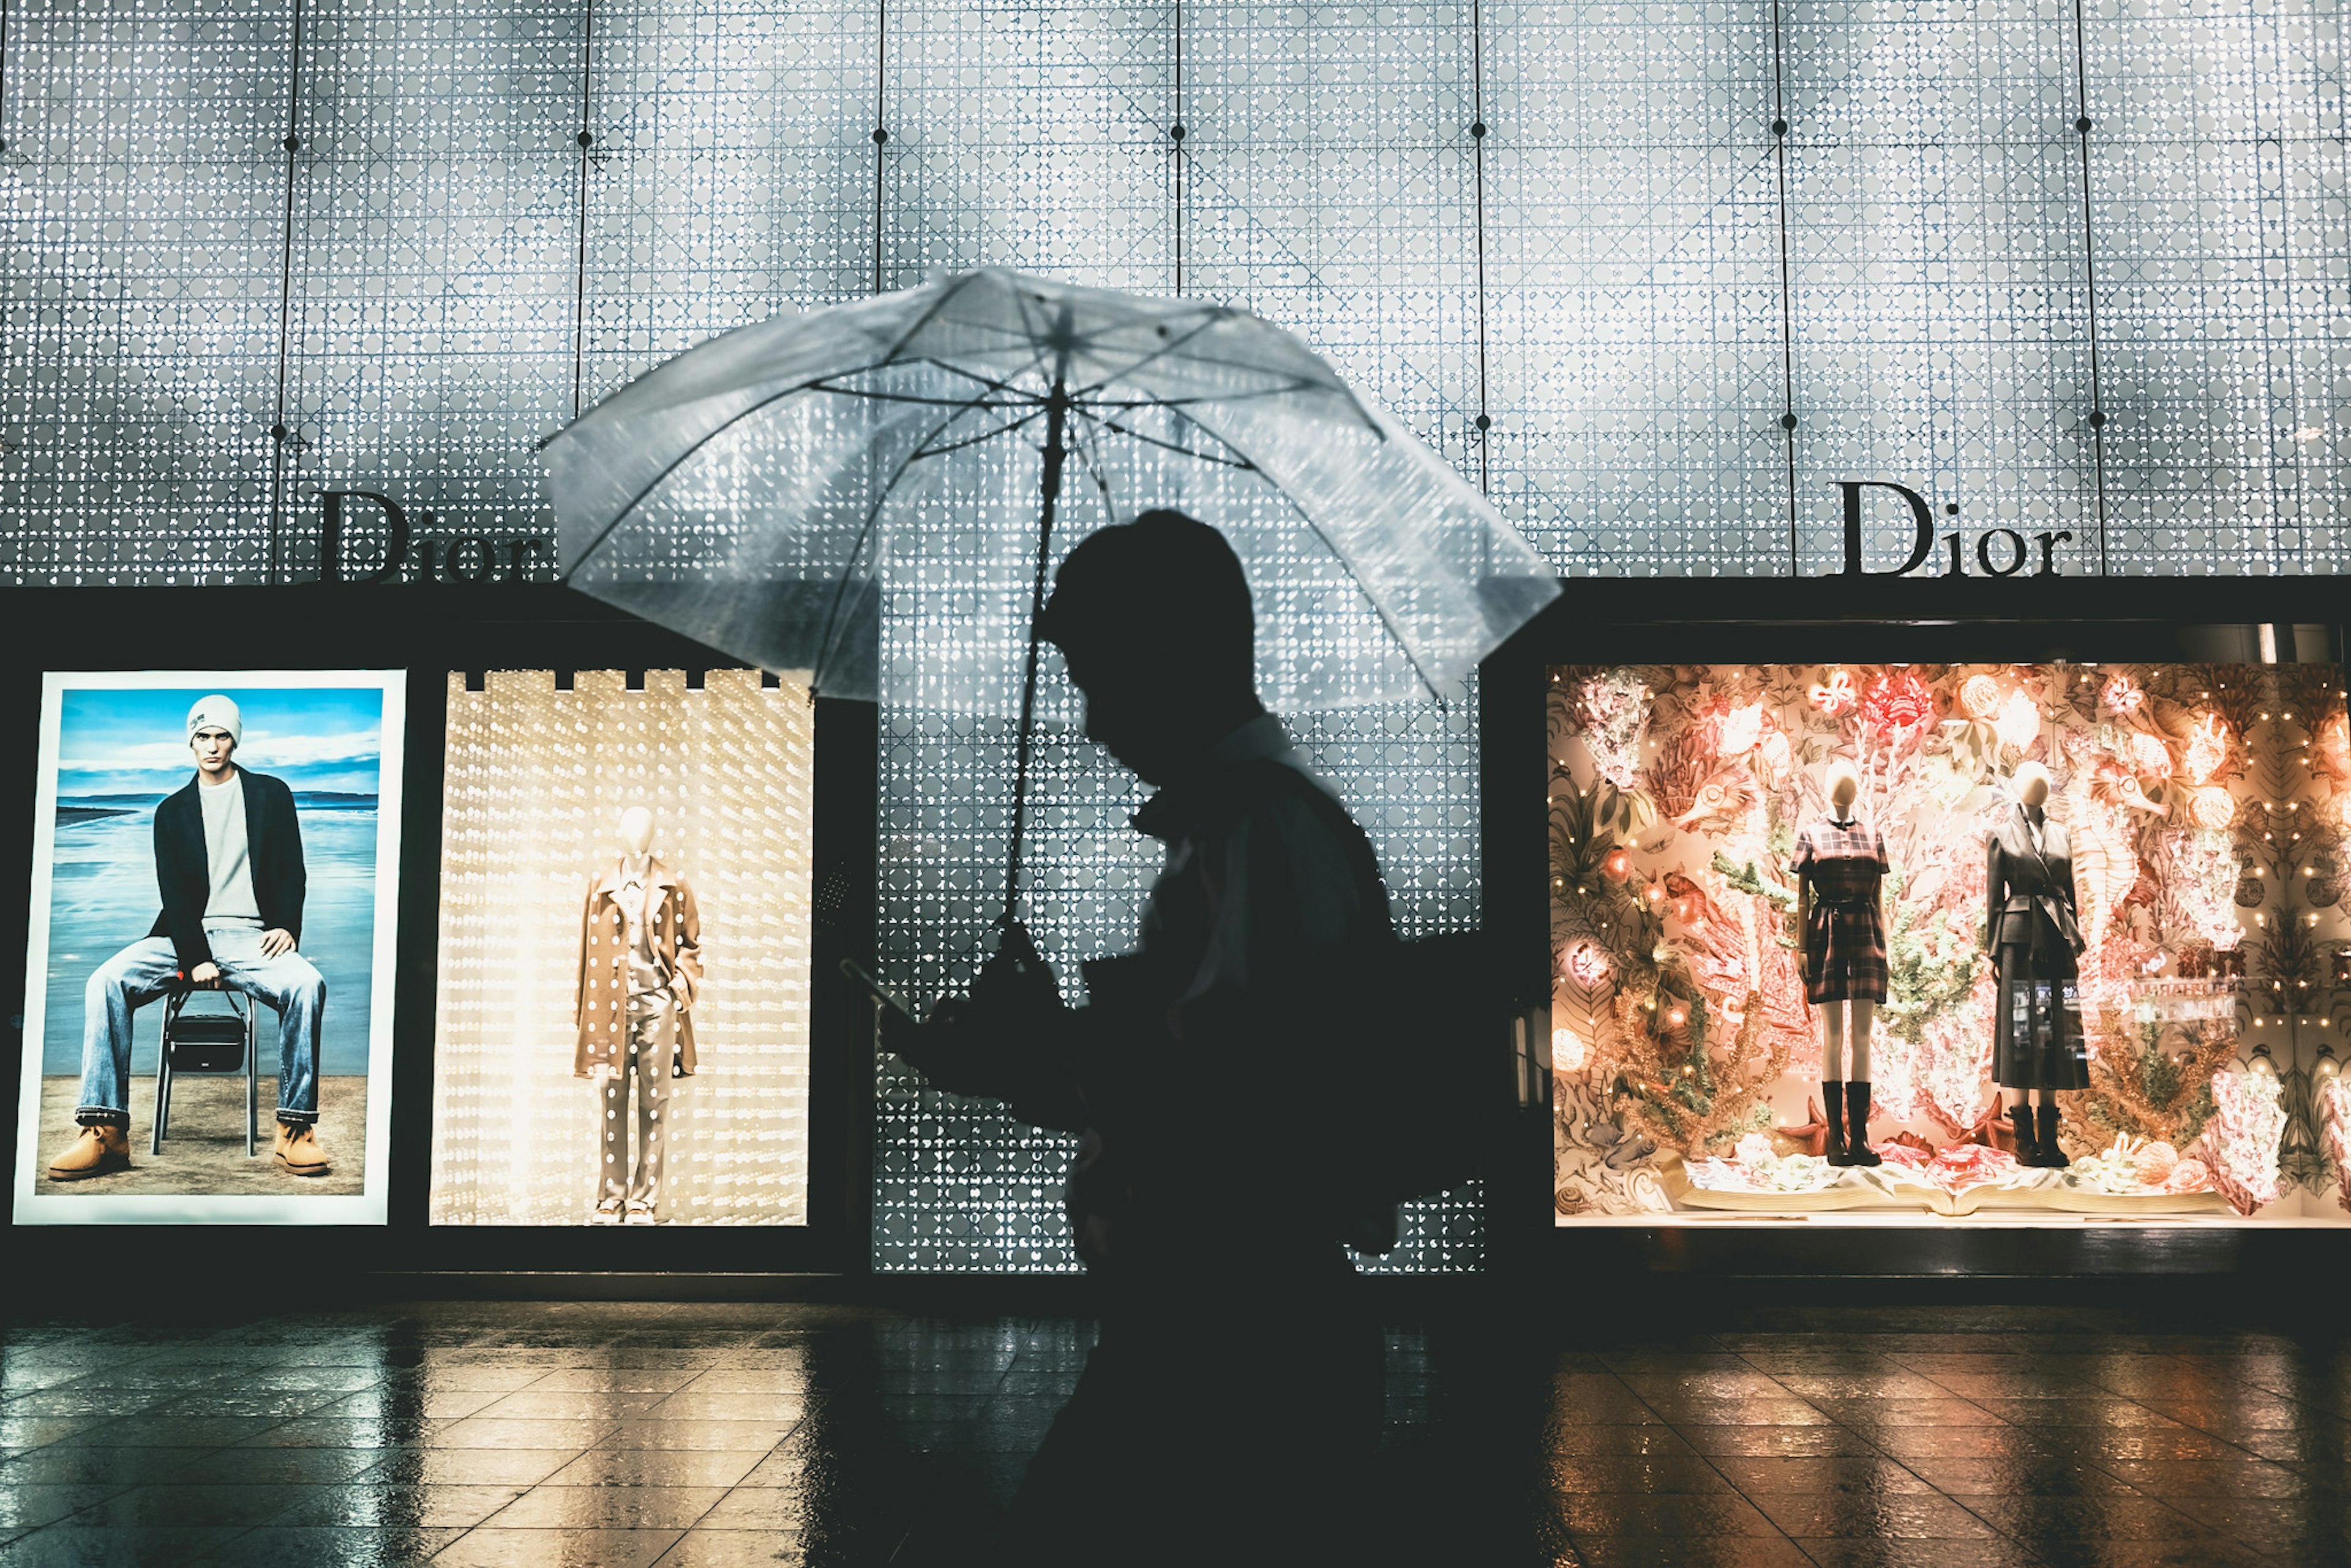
1004,380,1070,930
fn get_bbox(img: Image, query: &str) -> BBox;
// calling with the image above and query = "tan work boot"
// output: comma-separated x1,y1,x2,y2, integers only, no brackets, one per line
47,1125,130,1181
274,1122,330,1176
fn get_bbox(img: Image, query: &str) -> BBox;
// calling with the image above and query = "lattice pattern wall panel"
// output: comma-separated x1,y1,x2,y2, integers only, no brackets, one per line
2086,0,2351,574
879,0,1170,294
1483,1,1791,572
433,668,815,1226
871,656,1485,1274
579,0,874,405
1782,0,2099,577
282,0,581,577
1183,1,1479,484
0,0,289,583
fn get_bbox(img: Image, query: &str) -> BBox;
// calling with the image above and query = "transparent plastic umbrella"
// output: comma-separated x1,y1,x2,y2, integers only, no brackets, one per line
543,268,1559,923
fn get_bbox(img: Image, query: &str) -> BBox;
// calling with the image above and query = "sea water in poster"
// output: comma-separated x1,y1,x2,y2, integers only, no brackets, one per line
13,672,404,1223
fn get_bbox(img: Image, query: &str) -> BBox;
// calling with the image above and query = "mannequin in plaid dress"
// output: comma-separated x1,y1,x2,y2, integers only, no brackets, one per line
1792,759,1890,1167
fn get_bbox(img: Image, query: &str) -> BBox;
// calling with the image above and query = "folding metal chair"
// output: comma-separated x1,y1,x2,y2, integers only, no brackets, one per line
154,983,258,1157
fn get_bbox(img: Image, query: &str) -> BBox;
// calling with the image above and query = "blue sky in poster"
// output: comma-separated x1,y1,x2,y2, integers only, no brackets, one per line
57,688,383,799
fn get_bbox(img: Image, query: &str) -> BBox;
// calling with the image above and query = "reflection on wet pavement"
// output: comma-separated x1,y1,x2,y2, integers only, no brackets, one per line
0,1300,2342,1564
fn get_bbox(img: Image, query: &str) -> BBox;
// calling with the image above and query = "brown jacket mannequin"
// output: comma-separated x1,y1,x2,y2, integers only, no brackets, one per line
574,857,703,1078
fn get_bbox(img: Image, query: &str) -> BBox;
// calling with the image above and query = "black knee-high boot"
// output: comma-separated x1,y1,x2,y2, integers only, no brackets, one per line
2009,1102,2041,1166
1843,1082,1882,1166
2034,1103,2069,1169
1822,1081,1850,1165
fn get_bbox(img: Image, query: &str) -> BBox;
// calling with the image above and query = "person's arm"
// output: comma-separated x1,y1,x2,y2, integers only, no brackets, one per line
573,879,595,1032
668,879,703,1010
1985,835,2001,951
154,795,213,974
1791,830,1812,984
260,776,305,957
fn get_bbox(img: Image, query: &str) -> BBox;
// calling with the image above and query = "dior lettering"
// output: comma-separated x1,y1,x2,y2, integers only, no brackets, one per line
1835,481,2069,577
315,490,552,584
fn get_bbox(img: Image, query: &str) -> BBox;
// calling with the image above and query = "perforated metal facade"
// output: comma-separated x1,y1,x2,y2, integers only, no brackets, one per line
4,0,2341,1267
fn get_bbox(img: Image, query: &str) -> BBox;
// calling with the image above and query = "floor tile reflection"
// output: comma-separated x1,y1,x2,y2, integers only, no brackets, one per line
0,1299,2336,1563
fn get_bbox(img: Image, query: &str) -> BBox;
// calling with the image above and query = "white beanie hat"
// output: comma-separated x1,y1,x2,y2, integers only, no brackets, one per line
187,695,242,748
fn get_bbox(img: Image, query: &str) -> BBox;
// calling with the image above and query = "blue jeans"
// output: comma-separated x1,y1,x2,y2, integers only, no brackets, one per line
75,931,327,1129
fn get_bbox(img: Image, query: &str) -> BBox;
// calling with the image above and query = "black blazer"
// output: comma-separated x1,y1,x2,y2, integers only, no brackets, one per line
1985,805,2082,956
146,770,306,970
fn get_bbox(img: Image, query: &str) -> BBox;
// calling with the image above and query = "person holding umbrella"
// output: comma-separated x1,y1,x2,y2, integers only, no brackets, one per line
885,510,1393,1564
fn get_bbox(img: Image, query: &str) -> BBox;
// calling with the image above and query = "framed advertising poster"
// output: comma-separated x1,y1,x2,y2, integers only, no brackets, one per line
12,670,405,1224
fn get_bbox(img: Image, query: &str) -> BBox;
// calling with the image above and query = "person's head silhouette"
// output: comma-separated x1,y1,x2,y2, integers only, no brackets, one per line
1040,509,1264,786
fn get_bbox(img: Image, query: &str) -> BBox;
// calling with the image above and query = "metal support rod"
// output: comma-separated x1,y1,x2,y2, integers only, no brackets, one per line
1003,376,1070,930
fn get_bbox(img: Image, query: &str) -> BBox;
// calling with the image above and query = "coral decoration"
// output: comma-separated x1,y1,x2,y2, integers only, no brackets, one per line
2323,1076,2351,1215
1701,701,1767,758
2189,786,2238,831
1960,674,2004,721
1877,1141,2020,1195
2182,714,2229,786
2103,675,2145,715
1994,689,2042,754
1571,670,1649,790
2201,1068,2288,1215
1809,669,1858,716
2129,732,2175,779
2159,830,2245,951
2316,713,2351,782
1864,670,1939,748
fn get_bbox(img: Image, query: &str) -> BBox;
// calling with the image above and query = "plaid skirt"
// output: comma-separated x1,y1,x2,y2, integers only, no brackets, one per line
1804,884,1888,1003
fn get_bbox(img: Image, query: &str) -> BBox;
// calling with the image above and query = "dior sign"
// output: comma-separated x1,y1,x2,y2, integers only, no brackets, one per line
315,491,553,584
1838,481,2071,577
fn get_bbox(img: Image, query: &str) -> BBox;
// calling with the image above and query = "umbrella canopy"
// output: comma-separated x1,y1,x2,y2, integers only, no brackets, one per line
544,268,1559,718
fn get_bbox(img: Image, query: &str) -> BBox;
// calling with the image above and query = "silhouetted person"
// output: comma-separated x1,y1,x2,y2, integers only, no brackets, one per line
886,510,1393,1565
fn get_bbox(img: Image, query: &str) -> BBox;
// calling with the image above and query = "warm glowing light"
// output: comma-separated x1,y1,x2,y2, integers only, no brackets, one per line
1550,1026,1589,1074
1703,700,1766,757
2182,713,2229,785
1959,673,2004,720
1808,669,1858,716
1993,689,2041,753
2189,786,2237,831
1600,846,1632,882
2128,732,2173,778
2102,675,2144,714
1562,941,1611,987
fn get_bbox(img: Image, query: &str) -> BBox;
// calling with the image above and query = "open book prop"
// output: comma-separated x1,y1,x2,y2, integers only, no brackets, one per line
1666,1131,2235,1217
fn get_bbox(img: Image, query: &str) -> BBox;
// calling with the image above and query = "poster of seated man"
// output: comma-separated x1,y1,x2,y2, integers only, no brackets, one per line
12,672,404,1225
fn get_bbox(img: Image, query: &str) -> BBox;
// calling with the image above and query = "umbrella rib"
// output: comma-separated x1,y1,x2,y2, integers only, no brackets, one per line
912,407,1047,460
569,354,1011,568
1063,308,1231,400
877,269,991,364
804,380,1035,684
1164,405,1447,707
1079,410,1256,470
568,375,862,570
810,383,1033,412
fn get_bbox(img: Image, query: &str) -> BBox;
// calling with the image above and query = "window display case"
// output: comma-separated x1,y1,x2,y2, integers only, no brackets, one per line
1544,656,2350,1226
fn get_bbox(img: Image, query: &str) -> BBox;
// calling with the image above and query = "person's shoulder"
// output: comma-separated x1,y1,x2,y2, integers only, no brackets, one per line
242,771,296,799
154,778,199,819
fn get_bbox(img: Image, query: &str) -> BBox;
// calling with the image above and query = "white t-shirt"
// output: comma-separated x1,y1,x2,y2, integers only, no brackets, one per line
198,771,264,929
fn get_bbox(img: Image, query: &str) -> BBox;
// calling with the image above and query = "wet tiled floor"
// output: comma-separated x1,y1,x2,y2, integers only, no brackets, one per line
0,1299,2344,1564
